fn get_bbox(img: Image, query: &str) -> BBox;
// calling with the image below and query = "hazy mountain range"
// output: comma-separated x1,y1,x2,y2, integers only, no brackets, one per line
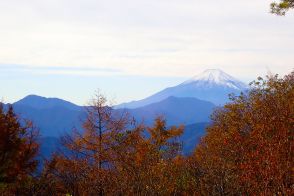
4,69,248,154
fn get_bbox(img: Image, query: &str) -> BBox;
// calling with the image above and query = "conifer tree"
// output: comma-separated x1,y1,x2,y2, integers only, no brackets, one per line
0,104,39,192
48,92,129,195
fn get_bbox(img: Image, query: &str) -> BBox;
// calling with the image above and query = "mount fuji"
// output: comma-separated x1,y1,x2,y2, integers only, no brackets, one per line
118,69,248,109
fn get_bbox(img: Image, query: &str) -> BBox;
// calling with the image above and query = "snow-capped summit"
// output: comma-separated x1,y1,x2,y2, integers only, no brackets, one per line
117,69,248,108
182,69,248,90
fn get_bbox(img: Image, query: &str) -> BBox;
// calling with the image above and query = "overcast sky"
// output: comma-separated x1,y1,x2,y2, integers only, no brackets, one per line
0,0,293,104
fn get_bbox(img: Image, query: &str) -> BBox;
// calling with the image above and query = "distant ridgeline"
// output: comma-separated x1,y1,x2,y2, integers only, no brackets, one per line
7,69,247,155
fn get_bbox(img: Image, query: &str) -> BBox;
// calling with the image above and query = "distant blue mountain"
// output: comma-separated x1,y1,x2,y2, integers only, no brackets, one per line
11,95,214,137
123,96,215,126
39,137,62,159
181,122,209,154
37,122,209,158
117,69,248,108
12,95,86,137
6,94,213,157
14,95,82,111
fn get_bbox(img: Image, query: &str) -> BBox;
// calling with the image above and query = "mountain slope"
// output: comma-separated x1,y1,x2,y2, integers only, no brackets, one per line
14,95,82,111
181,122,209,154
122,96,215,126
13,104,86,137
6,95,213,158
11,95,214,136
12,95,85,137
118,69,248,108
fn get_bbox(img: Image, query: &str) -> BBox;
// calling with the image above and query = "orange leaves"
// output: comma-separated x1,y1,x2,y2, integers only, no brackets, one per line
41,93,186,195
105,116,185,195
192,72,294,195
0,104,39,194
3,72,293,195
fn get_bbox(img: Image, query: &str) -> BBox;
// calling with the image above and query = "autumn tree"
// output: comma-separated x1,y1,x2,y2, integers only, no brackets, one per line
271,0,294,15
0,104,39,193
47,92,130,195
192,72,294,195
46,91,186,195
111,117,185,195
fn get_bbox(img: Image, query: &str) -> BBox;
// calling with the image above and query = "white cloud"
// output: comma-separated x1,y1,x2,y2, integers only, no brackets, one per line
0,0,293,80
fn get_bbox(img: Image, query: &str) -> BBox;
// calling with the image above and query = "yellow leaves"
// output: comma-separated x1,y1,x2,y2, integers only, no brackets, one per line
147,117,183,149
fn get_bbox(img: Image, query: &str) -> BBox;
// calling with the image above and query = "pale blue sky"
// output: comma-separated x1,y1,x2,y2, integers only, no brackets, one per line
0,0,293,105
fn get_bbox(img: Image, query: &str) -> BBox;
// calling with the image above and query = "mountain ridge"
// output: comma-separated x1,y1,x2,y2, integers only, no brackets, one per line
8,95,214,137
117,69,248,108
120,96,215,126
14,94,82,111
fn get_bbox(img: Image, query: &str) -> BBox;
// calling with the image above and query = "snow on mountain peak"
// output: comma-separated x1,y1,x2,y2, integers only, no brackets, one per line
182,69,247,90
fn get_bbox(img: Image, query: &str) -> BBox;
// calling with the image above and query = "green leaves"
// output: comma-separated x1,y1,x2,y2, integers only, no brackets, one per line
271,0,294,15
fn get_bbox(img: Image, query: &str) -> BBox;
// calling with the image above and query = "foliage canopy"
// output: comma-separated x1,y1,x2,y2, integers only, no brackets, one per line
271,0,294,15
